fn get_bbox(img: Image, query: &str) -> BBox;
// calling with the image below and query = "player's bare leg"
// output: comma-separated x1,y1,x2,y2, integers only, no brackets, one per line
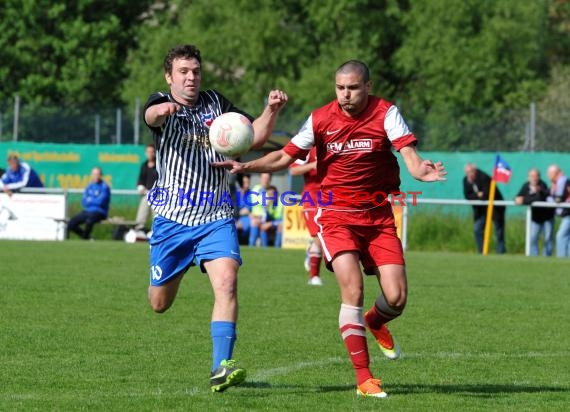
204,257,245,392
148,275,184,313
332,252,386,398
333,251,364,306
204,257,239,322
364,264,407,360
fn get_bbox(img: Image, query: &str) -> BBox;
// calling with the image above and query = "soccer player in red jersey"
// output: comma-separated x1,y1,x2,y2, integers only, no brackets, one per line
289,147,324,285
214,60,446,398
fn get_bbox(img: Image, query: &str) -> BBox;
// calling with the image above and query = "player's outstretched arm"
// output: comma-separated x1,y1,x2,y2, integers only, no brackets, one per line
144,102,180,127
399,145,447,182
251,90,288,149
289,161,317,176
213,149,296,174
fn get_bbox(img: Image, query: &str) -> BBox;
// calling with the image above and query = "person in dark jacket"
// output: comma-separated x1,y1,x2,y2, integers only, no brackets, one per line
67,167,111,240
463,163,506,254
134,144,158,231
515,168,554,256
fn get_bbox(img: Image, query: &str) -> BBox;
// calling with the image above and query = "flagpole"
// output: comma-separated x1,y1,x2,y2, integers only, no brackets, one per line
482,179,497,255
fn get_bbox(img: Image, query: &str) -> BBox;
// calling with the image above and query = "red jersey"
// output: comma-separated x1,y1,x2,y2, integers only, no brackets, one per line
283,96,417,210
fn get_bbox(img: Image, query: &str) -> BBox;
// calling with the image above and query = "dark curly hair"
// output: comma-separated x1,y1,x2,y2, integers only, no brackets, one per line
163,44,202,74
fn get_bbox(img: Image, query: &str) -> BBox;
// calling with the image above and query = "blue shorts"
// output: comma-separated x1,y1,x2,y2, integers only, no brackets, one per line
149,216,242,286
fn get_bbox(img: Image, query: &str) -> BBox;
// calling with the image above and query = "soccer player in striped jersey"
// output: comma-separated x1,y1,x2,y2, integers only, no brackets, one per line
214,60,446,398
144,44,287,392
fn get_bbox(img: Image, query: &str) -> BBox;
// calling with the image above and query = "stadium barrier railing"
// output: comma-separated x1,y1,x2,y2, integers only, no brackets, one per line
20,188,570,254
406,198,570,256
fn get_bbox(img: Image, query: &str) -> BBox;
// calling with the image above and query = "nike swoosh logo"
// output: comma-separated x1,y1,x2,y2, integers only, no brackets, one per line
230,251,240,256
326,129,340,135
350,350,365,356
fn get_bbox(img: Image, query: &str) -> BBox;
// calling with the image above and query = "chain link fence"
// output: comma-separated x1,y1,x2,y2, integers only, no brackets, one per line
409,103,570,152
1,97,569,150
0,97,144,145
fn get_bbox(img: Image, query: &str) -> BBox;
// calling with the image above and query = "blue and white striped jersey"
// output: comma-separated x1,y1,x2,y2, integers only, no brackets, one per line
144,90,253,226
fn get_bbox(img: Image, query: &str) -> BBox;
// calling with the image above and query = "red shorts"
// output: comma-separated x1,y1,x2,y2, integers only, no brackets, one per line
315,205,404,273
303,208,319,237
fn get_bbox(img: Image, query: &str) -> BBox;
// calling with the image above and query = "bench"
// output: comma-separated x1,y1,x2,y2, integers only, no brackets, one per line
101,217,140,241
101,216,138,227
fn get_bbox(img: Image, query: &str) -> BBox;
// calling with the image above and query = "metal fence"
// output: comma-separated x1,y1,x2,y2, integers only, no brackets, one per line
18,187,570,255
0,97,143,145
1,97,569,150
408,103,570,152
396,198,570,257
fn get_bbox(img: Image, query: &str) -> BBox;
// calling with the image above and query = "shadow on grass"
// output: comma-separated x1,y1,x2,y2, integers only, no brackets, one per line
242,381,569,397
241,381,352,394
389,383,569,397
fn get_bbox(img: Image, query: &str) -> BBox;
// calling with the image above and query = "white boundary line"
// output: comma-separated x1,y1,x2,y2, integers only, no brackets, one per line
250,351,570,380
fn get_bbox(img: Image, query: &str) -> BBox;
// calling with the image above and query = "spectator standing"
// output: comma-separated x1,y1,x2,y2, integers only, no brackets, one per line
235,174,252,243
248,172,272,246
135,144,158,231
463,163,506,254
547,165,570,257
259,185,283,247
67,167,111,240
515,168,554,256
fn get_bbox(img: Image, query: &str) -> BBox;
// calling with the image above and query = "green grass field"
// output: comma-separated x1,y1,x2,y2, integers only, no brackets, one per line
1,241,569,411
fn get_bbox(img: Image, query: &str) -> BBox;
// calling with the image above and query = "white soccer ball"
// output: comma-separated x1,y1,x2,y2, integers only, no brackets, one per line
208,112,254,157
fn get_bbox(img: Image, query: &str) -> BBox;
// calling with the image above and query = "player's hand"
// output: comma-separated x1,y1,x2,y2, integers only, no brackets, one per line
156,102,180,117
211,160,245,174
145,102,181,127
420,160,447,182
266,90,288,113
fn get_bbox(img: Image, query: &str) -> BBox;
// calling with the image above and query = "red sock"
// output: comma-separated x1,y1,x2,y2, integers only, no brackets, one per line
309,256,321,277
339,304,372,385
364,305,385,330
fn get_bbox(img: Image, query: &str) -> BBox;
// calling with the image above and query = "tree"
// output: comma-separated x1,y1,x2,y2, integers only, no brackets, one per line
536,64,570,151
394,0,550,150
122,0,408,130
0,0,153,106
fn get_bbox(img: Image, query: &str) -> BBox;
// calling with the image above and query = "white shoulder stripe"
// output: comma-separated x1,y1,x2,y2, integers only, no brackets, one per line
290,115,315,150
384,105,412,141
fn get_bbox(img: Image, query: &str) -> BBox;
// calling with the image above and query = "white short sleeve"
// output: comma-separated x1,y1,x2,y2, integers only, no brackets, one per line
290,115,315,150
384,105,412,142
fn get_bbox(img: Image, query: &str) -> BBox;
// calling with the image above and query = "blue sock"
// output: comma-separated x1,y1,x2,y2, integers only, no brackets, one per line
249,226,259,246
260,230,269,247
275,231,282,247
211,321,236,371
